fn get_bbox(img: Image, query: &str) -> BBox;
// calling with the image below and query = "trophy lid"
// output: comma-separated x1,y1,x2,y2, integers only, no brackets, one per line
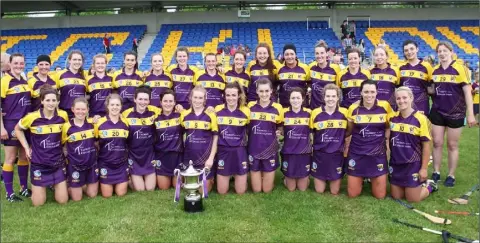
181,161,203,176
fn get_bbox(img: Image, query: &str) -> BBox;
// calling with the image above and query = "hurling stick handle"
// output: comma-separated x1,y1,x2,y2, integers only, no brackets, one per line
413,209,451,224
435,210,470,215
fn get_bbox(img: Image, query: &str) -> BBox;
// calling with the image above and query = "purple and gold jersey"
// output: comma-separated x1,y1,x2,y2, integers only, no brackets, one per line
19,109,68,167
310,106,348,153
246,60,282,102
370,64,400,109
154,111,183,152
27,73,56,111
62,119,97,170
247,101,284,159
1,72,32,120
53,69,86,111
389,110,431,165
168,64,199,107
277,62,310,107
180,109,218,167
399,60,433,114
86,74,113,117
144,71,172,107
112,68,144,111
308,62,341,109
347,100,393,156
94,116,129,166
431,61,470,120
225,68,250,94
282,107,312,154
122,105,160,149
337,68,371,108
194,70,226,108
214,104,250,147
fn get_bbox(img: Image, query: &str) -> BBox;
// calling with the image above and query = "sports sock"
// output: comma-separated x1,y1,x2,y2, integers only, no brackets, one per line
2,164,14,196
17,160,29,190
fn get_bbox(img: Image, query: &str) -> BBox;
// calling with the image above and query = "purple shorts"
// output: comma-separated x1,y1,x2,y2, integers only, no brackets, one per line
154,151,182,177
346,153,388,178
1,119,21,147
128,146,156,176
217,146,249,176
311,151,344,181
99,163,129,185
249,153,279,173
389,162,423,188
30,165,67,187
67,164,99,188
281,153,311,178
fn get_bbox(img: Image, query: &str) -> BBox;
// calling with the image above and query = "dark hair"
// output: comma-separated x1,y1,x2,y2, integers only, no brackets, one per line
346,48,362,58
39,84,58,101
402,40,418,49
134,86,152,99
67,50,85,80
359,79,377,107
174,47,190,60
225,81,246,107
124,51,138,70
160,89,176,101
9,53,24,63
255,78,273,90
204,52,217,65
255,43,277,82
289,87,306,101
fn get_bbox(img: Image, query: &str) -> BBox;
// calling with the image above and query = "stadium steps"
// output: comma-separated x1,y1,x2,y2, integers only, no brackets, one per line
1,35,47,52
137,33,157,66
437,27,478,54
160,31,182,68
461,26,479,36
258,29,274,57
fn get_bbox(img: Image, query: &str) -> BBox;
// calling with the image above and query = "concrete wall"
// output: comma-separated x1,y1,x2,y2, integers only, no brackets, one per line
2,7,477,33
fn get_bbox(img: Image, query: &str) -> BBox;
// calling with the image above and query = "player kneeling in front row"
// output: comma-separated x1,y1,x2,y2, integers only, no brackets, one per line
15,85,69,206
390,86,437,202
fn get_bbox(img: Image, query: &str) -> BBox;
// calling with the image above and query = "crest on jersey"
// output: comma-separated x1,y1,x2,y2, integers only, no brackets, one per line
69,135,76,142
336,167,342,174
318,122,324,129
100,168,108,176
356,116,361,122
34,170,42,177
36,127,43,133
342,81,348,87
377,164,384,171
348,159,356,167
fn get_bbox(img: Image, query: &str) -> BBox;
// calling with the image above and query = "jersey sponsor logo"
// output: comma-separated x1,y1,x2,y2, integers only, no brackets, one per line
17,96,31,107
39,135,60,149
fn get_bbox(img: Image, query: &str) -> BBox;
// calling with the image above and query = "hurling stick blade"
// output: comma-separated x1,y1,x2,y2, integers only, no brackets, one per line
413,209,452,225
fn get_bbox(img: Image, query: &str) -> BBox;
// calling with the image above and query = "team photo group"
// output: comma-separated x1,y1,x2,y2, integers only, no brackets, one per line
1,37,476,207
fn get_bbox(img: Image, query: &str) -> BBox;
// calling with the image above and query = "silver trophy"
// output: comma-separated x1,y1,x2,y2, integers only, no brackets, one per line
174,161,207,213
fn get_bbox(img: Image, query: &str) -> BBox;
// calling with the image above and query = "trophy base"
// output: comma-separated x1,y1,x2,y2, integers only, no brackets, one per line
184,198,203,213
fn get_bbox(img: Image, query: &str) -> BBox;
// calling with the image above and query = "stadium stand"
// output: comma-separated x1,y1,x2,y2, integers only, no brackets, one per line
356,20,479,70
1,25,147,72
139,21,338,70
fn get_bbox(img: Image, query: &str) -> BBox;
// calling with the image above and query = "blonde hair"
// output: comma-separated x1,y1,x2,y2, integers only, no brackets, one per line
189,85,207,106
436,41,454,52
323,83,342,106
92,54,108,70
151,53,164,62
395,86,414,108
314,40,328,52
72,97,89,108
105,93,123,113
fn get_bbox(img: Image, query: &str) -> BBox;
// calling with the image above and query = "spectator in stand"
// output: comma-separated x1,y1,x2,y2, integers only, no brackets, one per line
217,44,224,55
245,45,252,57
341,20,348,38
356,39,365,62
342,34,353,52
224,45,231,56
230,44,237,56
103,34,111,54
327,48,335,61
132,38,138,54
348,20,356,41
237,44,245,52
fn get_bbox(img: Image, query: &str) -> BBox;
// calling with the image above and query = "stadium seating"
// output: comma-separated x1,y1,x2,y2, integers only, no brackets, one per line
140,21,338,70
356,20,479,70
1,25,146,72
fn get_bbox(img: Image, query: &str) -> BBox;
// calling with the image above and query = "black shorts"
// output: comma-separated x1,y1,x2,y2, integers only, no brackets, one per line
474,104,479,115
429,108,464,129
